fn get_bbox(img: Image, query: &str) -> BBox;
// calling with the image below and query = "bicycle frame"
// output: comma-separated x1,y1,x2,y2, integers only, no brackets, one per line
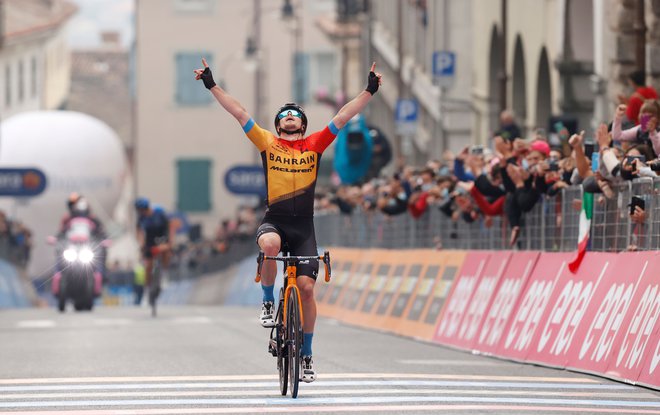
256,250,331,398
256,252,332,330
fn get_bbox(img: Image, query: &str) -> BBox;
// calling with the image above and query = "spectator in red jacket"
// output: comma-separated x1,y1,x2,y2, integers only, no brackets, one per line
618,70,658,125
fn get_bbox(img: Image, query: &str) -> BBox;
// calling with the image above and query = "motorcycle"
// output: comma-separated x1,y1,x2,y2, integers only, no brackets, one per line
48,217,110,312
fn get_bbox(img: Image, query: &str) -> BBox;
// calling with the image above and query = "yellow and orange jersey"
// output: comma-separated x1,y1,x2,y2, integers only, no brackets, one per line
243,118,337,217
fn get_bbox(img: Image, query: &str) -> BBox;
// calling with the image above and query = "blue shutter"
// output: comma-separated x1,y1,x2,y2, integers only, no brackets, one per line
175,52,213,106
176,159,212,212
292,52,309,103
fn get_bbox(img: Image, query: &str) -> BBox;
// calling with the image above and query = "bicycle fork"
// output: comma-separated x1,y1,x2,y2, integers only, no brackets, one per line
282,263,304,329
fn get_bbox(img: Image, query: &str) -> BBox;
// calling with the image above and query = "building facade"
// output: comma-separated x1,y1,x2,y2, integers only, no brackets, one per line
361,0,475,163
351,0,660,164
0,0,76,119
134,0,338,236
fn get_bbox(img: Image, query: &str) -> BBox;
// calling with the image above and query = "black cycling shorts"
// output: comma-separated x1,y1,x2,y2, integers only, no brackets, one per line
256,214,319,280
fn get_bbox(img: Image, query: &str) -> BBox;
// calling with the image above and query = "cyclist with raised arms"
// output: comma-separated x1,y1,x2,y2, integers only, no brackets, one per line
194,58,382,382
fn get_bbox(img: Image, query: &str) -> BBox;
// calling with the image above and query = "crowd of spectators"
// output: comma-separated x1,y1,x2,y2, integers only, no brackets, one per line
315,78,660,250
0,210,33,266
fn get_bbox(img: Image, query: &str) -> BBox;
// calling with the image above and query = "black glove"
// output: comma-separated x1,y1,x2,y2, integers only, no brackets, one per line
201,67,216,90
365,70,379,95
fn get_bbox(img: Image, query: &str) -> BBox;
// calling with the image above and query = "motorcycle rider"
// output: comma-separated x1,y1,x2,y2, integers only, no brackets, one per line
58,196,107,274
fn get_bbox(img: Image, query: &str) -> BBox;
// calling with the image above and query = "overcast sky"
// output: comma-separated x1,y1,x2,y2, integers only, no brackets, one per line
66,0,134,48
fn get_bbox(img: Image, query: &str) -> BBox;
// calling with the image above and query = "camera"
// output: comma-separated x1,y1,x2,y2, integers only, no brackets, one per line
629,195,645,215
548,161,560,172
470,145,484,156
626,155,646,164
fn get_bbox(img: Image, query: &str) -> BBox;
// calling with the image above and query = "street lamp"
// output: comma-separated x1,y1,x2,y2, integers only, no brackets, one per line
281,0,304,104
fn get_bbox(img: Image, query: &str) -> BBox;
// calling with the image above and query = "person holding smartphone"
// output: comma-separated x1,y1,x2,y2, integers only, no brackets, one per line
612,100,660,158
620,144,656,181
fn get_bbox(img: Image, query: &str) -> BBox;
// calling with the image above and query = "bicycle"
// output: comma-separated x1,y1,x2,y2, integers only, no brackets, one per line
148,239,169,317
255,250,331,398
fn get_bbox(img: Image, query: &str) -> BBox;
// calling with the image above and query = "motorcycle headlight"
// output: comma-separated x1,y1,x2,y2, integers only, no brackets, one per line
79,248,94,264
63,248,77,262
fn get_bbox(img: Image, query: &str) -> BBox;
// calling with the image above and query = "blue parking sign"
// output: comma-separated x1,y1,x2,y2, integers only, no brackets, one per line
395,99,418,122
395,99,418,135
433,51,456,77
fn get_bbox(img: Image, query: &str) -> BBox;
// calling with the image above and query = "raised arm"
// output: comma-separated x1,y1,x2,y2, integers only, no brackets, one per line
611,104,639,143
331,62,382,130
194,58,251,127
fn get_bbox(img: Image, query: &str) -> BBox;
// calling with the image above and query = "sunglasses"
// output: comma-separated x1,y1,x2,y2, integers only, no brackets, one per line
277,109,302,120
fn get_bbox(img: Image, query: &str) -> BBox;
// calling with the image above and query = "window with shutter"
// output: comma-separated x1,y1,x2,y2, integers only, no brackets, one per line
176,159,212,212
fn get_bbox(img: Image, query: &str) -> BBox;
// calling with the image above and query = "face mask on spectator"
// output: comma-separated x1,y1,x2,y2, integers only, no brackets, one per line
521,158,530,171
441,188,449,199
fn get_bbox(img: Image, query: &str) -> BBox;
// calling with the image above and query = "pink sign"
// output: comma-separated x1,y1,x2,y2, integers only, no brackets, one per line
496,252,572,361
525,252,619,367
473,251,539,355
455,252,512,349
606,252,660,386
567,252,653,376
433,251,490,347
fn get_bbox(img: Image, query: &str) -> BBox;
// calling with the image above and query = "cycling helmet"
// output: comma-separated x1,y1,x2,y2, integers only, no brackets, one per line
67,192,81,210
274,102,307,134
134,197,150,210
73,198,90,216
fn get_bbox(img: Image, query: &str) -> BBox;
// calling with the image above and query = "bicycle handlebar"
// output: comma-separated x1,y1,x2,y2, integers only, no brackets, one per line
255,251,332,283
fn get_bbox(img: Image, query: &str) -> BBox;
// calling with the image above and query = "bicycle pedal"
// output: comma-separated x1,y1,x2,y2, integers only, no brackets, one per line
268,339,277,356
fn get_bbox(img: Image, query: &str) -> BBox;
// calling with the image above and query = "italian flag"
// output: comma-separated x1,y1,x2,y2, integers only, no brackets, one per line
569,192,593,273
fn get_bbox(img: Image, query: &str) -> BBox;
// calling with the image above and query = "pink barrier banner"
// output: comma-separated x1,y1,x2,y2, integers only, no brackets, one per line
638,323,660,389
524,252,619,367
454,252,511,348
567,252,654,377
473,251,539,355
496,252,572,362
606,252,660,387
433,251,490,347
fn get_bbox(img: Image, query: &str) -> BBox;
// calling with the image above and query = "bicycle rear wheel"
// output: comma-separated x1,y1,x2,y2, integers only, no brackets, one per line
276,288,288,396
287,288,302,398
149,259,161,317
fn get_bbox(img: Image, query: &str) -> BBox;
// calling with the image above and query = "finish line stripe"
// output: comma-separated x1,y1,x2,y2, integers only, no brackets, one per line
3,405,660,415
1,388,653,400
2,395,660,409
0,380,631,393
0,373,596,385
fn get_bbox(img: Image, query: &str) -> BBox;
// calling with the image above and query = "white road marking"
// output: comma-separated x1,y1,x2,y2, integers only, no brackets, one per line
1,388,655,400
397,359,505,366
0,374,657,414
172,316,212,324
3,395,660,409
0,380,634,393
0,373,597,384
15,320,56,329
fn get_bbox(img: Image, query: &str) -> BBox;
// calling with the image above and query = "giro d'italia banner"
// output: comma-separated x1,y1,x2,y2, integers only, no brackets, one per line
312,248,660,391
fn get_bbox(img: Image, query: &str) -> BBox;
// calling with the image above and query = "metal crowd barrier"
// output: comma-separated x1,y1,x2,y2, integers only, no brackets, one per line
314,178,660,252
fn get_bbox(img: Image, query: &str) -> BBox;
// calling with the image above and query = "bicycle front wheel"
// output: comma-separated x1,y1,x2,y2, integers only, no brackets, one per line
287,288,302,398
276,289,288,396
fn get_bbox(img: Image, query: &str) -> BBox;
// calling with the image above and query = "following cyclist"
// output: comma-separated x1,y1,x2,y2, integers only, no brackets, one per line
194,58,382,382
134,197,175,305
